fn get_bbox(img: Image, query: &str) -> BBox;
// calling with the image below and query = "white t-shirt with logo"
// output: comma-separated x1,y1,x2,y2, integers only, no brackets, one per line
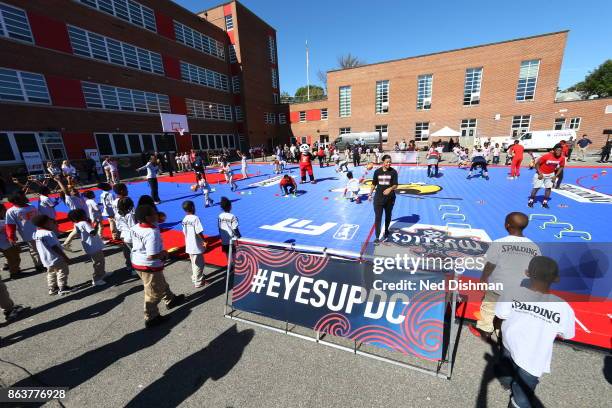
38,195,58,219
34,228,62,267
65,195,87,212
86,199,101,222
130,223,163,270
115,211,135,244
182,214,205,254
100,191,115,217
496,287,575,377
218,212,239,245
75,221,104,255
485,235,540,293
5,205,38,241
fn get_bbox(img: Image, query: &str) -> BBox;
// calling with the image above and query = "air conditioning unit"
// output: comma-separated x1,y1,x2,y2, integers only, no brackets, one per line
471,92,480,101
381,101,389,112
423,98,432,109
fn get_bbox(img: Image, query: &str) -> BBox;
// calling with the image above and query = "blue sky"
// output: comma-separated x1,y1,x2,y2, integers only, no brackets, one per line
177,0,612,95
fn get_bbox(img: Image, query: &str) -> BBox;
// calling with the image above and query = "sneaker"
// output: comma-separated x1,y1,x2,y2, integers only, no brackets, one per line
194,280,207,288
145,314,170,329
311,180,317,184
58,286,72,296
92,279,107,287
527,200,534,208
62,244,79,253
154,201,161,205
542,201,550,209
166,294,186,309
5,305,28,322
48,287,58,296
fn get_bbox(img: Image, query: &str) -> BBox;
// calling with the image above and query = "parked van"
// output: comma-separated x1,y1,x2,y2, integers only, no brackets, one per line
333,132,383,150
502,129,576,151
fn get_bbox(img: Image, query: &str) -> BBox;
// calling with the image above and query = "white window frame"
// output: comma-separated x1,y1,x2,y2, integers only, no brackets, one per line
339,127,351,135
225,15,234,31
192,133,235,150
228,44,237,63
0,67,51,104
232,75,241,94
271,68,278,89
185,98,233,122
417,74,433,110
299,111,306,122
375,80,389,114
0,2,33,43
375,125,388,143
415,122,430,141
82,81,170,114
554,117,566,130
268,35,276,64
94,132,172,157
339,86,351,117
173,20,225,60
234,105,243,122
321,108,328,120
0,131,66,163
463,67,482,106
568,117,581,130
76,0,156,32
516,59,540,101
180,61,229,92
460,119,477,137
278,113,286,124
511,115,531,137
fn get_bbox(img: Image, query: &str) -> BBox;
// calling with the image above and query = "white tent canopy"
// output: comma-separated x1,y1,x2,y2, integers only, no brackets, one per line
430,126,461,138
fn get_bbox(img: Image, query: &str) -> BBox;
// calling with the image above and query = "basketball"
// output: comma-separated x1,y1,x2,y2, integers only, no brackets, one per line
219,169,226,174
366,162,374,171
190,184,198,191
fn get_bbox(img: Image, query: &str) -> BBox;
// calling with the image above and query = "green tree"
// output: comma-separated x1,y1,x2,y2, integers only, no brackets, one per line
337,53,365,69
568,60,612,98
294,85,325,101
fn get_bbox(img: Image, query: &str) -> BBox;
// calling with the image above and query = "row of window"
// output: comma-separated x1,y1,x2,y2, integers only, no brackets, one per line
185,98,233,122
0,131,66,163
77,0,156,32
0,2,32,43
96,133,176,156
297,108,329,122
68,25,164,75
232,75,241,94
192,134,237,151
339,60,541,117
180,61,229,92
271,68,278,89
264,112,276,124
173,20,225,61
268,36,276,64
82,81,170,113
0,68,50,104
554,117,581,130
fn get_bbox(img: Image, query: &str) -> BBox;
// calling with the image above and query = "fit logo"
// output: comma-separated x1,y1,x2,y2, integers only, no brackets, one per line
260,218,337,236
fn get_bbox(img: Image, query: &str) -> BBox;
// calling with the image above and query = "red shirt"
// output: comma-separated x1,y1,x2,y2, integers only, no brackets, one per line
509,144,524,158
300,153,312,164
561,143,569,156
538,153,565,174
280,177,294,187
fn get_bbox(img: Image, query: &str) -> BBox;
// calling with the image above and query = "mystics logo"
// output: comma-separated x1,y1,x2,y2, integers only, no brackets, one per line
554,184,612,204
388,226,488,258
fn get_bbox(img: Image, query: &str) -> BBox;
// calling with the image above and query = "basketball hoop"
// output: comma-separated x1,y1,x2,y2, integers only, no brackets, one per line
174,127,186,136
161,113,189,136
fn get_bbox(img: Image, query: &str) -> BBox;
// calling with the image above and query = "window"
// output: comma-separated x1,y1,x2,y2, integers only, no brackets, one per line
232,75,241,94
463,67,482,105
185,99,233,121
299,111,306,122
225,15,233,31
300,136,307,144
234,106,243,122
339,86,351,117
0,2,33,43
76,0,156,32
554,118,565,130
516,60,540,101
180,61,229,92
228,44,237,63
0,131,65,163
375,80,389,113
0,68,50,104
173,20,225,60
265,112,276,124
68,26,164,75
268,36,276,63
0,133,15,161
271,68,278,89
339,127,351,135
460,119,477,137
375,125,388,143
273,93,279,104
82,82,170,113
511,115,531,137
417,74,433,110
278,113,286,124
321,108,328,120
415,122,430,141
95,133,174,156
568,117,581,130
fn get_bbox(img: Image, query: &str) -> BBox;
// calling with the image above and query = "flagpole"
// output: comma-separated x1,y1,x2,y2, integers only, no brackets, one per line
306,40,310,101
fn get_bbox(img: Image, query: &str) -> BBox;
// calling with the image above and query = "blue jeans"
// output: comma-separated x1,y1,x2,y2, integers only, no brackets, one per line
500,346,540,408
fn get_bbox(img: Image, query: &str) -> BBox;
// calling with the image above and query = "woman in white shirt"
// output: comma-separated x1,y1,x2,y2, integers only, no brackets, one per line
61,160,79,186
102,157,119,184
136,156,161,204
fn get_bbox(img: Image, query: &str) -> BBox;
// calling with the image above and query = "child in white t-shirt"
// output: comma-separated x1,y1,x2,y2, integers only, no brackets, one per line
344,171,361,203
5,191,42,270
131,204,185,328
181,200,207,288
32,214,71,295
115,197,136,276
68,209,107,286
194,177,213,207
492,143,501,164
83,190,103,238
495,256,575,408
99,182,117,240
38,186,59,222
218,197,240,255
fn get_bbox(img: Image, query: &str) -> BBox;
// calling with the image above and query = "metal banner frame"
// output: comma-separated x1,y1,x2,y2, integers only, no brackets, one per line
223,238,461,380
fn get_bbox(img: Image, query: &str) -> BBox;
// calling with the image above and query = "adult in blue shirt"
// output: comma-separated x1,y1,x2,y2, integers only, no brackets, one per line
576,134,592,161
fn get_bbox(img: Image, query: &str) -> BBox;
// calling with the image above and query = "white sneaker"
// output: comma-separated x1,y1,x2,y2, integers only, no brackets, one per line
92,279,107,287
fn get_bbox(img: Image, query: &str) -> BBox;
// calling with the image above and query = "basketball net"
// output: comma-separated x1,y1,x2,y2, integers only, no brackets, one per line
173,127,186,136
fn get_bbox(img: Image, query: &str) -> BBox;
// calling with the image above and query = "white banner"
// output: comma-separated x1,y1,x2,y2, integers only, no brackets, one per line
389,151,418,163
85,149,104,175
23,152,44,174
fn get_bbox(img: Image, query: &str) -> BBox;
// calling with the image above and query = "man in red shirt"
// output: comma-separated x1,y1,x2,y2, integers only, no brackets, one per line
528,145,565,208
507,140,524,179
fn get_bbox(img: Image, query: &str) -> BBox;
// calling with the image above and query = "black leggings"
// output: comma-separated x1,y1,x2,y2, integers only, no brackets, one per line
148,178,160,202
282,184,295,194
374,198,395,239
470,162,488,172
427,164,438,176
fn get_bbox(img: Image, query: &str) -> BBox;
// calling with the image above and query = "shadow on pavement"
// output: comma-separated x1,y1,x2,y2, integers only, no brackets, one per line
125,324,254,407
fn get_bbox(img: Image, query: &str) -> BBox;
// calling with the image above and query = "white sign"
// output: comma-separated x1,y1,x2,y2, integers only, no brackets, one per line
84,149,104,175
389,151,418,163
248,175,284,187
23,152,44,174
260,218,337,236
554,184,612,204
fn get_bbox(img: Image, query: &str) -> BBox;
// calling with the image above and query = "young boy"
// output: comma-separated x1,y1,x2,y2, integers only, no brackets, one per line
0,205,21,279
32,214,71,295
83,190,103,238
5,191,43,271
470,212,540,340
131,204,185,328
181,200,207,288
344,172,361,203
69,208,107,286
99,182,118,240
218,197,240,255
279,174,297,196
195,177,214,208
38,186,59,223
115,197,136,276
56,177,86,252
496,256,575,408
